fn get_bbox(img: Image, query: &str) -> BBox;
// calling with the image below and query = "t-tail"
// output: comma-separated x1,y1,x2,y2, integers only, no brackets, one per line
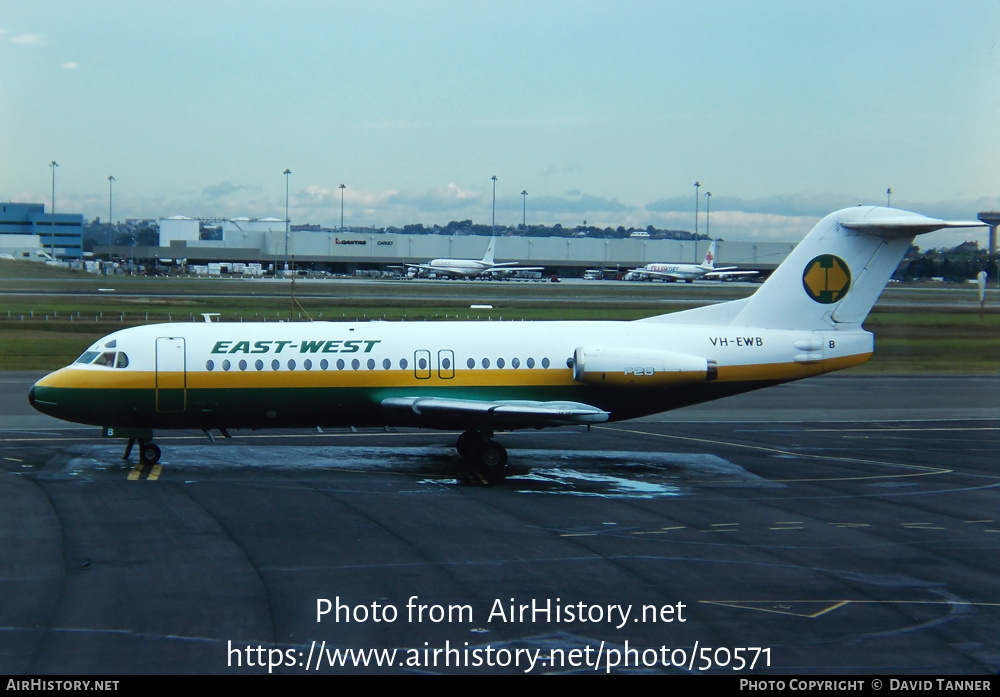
650,206,985,332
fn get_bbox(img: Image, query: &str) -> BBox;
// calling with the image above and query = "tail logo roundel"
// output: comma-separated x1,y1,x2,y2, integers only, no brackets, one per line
802,255,851,304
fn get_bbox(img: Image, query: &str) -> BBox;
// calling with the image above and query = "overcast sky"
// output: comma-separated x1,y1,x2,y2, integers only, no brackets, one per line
2,0,998,248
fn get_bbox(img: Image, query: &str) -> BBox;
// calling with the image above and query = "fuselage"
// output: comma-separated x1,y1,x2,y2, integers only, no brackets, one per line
29,319,872,433
641,262,710,280
424,258,493,277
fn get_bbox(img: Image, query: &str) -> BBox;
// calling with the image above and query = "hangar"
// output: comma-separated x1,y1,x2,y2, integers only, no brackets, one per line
97,217,795,277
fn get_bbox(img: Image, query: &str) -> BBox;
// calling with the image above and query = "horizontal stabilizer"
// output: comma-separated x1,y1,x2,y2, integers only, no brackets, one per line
841,214,986,237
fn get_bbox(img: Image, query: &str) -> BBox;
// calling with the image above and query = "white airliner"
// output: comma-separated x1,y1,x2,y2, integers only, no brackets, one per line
625,241,758,282
28,207,983,481
406,234,542,278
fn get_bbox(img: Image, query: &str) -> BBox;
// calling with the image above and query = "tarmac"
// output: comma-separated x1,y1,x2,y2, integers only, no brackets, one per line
1,372,998,674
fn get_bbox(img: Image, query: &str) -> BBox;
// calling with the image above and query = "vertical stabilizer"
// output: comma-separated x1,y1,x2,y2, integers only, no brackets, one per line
729,207,984,330
481,234,497,265
701,241,717,269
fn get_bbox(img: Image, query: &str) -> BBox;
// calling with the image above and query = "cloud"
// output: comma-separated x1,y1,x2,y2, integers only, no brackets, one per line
648,192,866,218
87,179,998,250
531,193,629,215
61,62,79,70
446,182,479,200
10,33,42,45
201,181,261,198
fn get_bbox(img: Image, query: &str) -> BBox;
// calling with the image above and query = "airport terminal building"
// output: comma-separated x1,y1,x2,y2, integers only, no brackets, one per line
0,202,84,261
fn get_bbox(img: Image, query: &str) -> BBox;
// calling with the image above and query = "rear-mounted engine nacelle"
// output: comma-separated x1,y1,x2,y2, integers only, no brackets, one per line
572,347,717,387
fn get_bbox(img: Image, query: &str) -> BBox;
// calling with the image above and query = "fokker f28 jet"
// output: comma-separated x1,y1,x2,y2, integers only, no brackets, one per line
29,207,983,481
406,234,543,278
626,241,759,282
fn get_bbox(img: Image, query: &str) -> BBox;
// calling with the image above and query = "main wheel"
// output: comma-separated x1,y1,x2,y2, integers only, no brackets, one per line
140,442,161,465
478,440,508,483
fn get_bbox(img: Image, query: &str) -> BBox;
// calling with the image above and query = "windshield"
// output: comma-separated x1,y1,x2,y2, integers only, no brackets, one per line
74,350,101,365
73,350,129,368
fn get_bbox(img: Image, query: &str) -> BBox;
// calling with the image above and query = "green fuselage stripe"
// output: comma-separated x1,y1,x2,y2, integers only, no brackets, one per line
32,381,774,431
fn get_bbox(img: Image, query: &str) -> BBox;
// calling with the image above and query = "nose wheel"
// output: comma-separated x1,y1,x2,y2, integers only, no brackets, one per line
456,430,508,483
140,442,162,465
123,437,162,465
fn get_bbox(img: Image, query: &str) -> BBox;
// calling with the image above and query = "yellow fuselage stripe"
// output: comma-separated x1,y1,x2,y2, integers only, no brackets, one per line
36,353,871,391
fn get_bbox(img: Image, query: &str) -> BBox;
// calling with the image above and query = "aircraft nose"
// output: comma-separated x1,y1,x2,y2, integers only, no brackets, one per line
27,381,58,416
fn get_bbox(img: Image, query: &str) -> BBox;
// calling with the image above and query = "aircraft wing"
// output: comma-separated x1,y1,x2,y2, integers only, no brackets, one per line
640,270,686,281
381,396,609,429
490,266,545,275
704,270,759,279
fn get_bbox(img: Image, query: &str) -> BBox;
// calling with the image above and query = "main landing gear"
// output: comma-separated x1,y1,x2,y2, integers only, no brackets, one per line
122,437,161,465
456,429,508,484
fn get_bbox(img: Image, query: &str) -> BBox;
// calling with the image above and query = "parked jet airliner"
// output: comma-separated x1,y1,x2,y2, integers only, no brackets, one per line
28,207,983,481
406,234,543,278
626,241,758,282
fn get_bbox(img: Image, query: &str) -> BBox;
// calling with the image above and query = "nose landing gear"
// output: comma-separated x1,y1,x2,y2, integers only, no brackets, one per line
122,437,162,465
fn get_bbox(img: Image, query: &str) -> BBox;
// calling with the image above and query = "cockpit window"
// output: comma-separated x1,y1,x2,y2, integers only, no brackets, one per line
74,350,128,368
74,350,101,365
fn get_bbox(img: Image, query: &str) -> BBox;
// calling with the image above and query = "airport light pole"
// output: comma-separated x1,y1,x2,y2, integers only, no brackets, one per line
49,161,58,261
339,183,346,230
693,181,700,261
283,169,291,273
886,187,892,207
705,191,712,239
107,175,115,225
521,190,528,228
491,175,498,235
